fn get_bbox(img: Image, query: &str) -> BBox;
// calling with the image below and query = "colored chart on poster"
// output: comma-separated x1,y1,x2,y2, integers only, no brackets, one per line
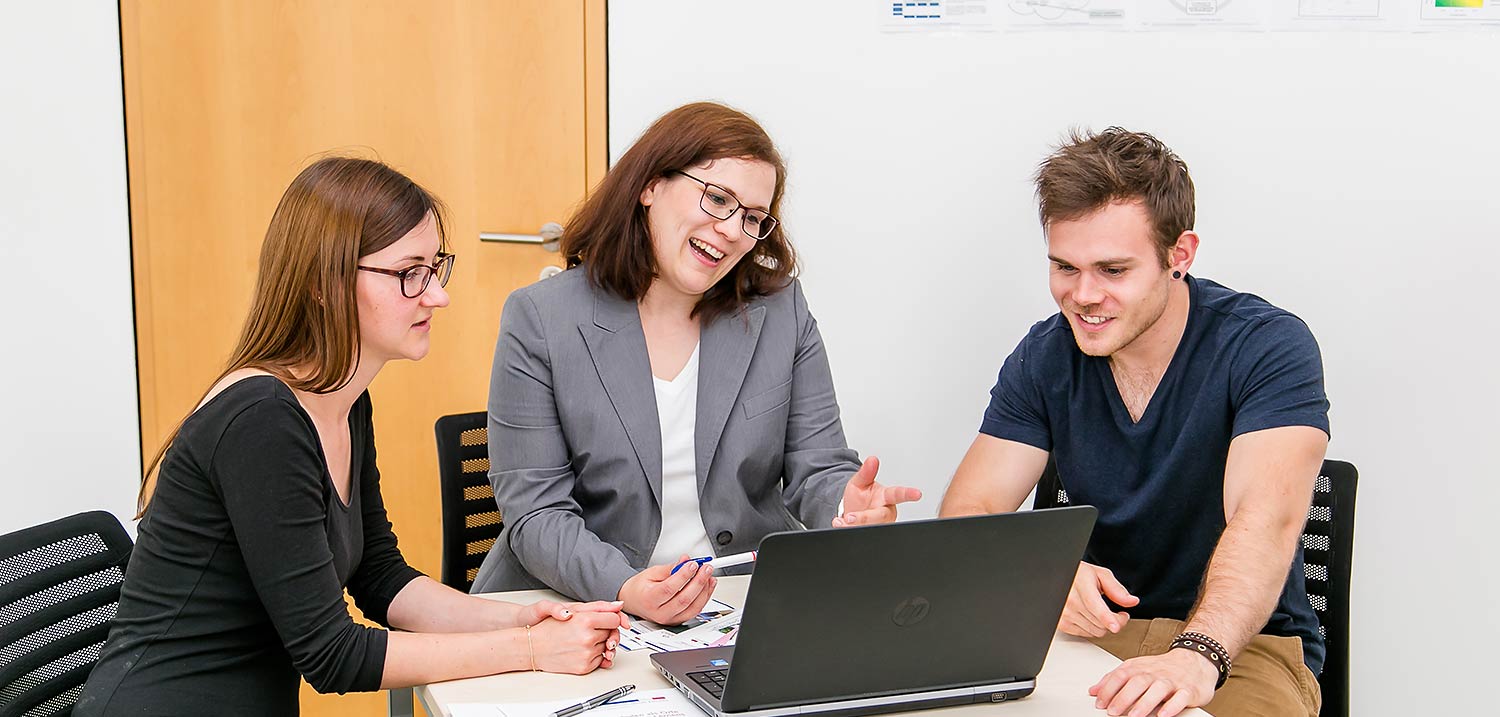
1421,0,1500,22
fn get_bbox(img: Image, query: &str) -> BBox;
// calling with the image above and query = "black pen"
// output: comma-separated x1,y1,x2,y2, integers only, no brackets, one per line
552,684,635,717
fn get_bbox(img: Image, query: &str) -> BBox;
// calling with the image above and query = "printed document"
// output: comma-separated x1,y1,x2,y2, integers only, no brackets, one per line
450,687,698,717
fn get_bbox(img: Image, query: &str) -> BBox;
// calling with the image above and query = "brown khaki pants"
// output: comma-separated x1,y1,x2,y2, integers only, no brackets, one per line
1089,618,1321,717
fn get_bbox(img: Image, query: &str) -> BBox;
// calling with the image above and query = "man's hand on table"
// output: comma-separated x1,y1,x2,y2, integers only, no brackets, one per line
1089,648,1217,717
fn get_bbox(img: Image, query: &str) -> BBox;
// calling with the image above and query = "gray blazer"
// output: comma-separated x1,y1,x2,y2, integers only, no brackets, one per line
470,268,859,600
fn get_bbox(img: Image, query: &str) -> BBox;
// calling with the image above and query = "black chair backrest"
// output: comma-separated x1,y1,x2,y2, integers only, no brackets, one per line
1032,458,1358,717
0,511,132,717
1302,459,1357,717
435,412,502,592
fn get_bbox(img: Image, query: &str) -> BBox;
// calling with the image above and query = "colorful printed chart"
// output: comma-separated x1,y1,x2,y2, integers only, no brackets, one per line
1422,0,1500,21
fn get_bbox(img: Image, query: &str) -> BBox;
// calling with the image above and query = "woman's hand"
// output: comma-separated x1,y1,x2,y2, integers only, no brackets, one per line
617,556,717,625
517,600,631,632
528,611,623,674
834,456,923,527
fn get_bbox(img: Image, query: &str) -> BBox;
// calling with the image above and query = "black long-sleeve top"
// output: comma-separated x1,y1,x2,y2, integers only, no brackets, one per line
76,376,424,716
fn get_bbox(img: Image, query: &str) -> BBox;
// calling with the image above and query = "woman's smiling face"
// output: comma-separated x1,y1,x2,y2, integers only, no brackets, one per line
639,157,776,301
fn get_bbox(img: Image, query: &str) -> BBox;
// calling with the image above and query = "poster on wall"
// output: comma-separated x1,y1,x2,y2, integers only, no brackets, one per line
1418,0,1500,26
1136,0,1268,28
1270,0,1412,30
881,0,997,31
1001,0,1129,29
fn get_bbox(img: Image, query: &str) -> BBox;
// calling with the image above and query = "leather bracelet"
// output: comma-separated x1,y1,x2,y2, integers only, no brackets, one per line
525,624,538,672
1170,632,1230,689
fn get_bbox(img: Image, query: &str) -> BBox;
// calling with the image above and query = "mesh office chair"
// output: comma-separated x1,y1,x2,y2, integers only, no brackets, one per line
1032,459,1359,717
0,511,132,717
435,411,503,593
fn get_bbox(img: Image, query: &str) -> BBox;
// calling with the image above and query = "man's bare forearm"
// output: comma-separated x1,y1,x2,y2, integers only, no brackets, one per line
1183,504,1306,657
938,435,1048,517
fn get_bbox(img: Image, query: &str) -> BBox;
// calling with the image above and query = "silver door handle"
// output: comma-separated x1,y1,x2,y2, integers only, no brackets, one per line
480,221,563,251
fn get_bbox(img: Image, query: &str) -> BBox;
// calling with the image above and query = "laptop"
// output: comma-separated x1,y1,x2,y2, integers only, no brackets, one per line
651,507,1096,717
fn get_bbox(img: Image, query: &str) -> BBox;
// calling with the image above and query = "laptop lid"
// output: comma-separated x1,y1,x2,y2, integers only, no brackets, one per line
718,507,1096,713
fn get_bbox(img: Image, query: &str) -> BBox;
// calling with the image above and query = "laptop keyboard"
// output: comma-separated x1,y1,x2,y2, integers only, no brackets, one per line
687,669,728,699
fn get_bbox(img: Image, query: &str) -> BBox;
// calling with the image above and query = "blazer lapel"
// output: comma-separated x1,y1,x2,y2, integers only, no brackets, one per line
695,305,767,492
579,291,663,508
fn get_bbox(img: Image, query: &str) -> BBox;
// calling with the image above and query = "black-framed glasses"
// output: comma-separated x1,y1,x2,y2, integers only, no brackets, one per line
357,252,456,298
672,170,779,241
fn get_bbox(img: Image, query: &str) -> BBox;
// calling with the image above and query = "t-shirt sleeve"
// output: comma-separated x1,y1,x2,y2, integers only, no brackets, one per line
979,333,1053,451
211,398,389,694
347,396,424,626
1229,315,1331,438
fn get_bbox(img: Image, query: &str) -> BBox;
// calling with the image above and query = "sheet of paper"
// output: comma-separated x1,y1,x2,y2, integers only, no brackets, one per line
450,688,698,717
616,599,740,653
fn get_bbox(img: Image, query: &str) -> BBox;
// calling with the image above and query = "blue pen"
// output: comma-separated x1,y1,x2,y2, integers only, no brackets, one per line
669,550,757,575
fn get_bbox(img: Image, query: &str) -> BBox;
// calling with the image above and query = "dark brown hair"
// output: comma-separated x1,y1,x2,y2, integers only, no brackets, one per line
138,156,447,514
1034,127,1195,268
561,102,796,321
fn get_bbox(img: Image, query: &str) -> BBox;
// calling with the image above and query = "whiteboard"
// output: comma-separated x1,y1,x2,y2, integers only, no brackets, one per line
610,3,1497,714
1,2,139,536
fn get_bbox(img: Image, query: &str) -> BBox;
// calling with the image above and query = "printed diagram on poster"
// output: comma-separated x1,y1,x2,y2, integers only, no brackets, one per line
880,0,1500,32
1004,0,1128,28
1270,0,1408,29
1298,0,1382,17
1420,0,1500,24
882,0,996,31
1137,0,1267,27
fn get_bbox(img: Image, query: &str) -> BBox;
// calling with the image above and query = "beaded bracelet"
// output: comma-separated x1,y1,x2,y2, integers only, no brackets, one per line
1169,631,1231,689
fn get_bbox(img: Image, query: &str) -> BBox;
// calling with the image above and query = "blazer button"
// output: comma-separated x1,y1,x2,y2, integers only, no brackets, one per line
716,531,733,546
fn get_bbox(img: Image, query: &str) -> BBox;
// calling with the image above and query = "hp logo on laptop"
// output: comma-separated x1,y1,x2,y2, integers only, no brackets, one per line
891,597,930,627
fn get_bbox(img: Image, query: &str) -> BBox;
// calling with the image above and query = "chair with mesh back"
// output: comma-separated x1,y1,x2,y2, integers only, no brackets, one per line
0,510,132,717
1032,458,1358,717
435,411,502,593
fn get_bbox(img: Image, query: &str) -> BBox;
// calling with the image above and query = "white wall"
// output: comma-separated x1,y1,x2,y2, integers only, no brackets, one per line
0,1,139,535
610,3,1498,713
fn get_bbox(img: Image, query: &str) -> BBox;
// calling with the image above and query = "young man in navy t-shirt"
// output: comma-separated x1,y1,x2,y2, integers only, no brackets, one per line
940,129,1329,717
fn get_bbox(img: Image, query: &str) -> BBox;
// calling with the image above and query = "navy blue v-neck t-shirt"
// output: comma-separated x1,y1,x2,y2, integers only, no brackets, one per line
980,275,1330,674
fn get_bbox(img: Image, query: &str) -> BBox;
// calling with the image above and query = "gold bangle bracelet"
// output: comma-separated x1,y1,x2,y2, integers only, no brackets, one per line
525,624,538,672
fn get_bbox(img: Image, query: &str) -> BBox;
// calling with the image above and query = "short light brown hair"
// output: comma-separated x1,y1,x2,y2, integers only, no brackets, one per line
1034,128,1195,268
561,102,796,322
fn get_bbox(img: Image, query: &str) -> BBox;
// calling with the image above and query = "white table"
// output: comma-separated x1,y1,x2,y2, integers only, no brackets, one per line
411,577,1207,717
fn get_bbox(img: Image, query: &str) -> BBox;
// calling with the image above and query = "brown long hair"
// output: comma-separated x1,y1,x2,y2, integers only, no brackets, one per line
1034,127,1195,268
137,156,447,515
561,102,797,321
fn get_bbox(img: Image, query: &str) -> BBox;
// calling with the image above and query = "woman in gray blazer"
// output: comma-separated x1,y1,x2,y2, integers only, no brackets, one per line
472,102,920,623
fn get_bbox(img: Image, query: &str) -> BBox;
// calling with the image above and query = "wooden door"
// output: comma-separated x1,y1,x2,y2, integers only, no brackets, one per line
120,2,606,714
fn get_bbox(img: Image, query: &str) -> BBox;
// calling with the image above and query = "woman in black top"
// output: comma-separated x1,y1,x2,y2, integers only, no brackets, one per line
77,158,627,716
